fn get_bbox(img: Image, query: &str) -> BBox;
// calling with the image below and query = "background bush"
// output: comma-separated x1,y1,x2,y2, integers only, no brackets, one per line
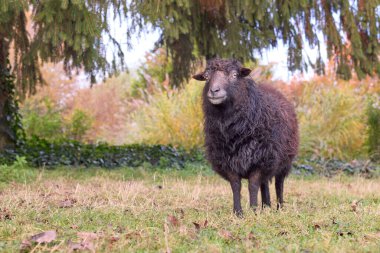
18,55,380,163
367,93,380,161
22,97,93,142
125,80,204,149
22,97,66,141
296,82,367,160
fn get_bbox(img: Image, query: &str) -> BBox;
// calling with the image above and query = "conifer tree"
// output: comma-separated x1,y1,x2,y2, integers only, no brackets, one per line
0,0,127,149
131,0,380,85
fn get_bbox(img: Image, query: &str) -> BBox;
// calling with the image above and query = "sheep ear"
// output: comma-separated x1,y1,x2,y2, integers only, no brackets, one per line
192,73,206,81
240,67,251,77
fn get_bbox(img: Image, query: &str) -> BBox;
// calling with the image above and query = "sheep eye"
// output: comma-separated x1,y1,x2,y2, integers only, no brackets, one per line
231,72,238,78
204,72,210,80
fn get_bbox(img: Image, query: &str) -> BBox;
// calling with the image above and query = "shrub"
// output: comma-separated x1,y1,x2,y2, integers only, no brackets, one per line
0,137,203,169
22,97,66,141
66,109,93,141
367,93,380,161
22,97,93,142
0,156,36,185
0,139,378,177
125,80,204,149
297,82,367,160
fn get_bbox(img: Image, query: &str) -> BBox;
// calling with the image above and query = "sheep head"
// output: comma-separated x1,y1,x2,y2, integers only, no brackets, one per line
193,59,251,105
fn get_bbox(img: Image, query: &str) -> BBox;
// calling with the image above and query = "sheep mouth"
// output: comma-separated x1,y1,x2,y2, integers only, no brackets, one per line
208,96,227,104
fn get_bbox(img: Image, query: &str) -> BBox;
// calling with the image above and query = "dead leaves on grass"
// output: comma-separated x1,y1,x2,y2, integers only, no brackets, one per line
218,229,233,240
193,219,208,232
68,232,99,253
350,199,362,212
20,230,57,252
59,198,77,208
68,240,95,252
165,213,254,243
30,230,57,243
337,231,353,237
0,208,12,220
167,215,180,227
363,232,380,242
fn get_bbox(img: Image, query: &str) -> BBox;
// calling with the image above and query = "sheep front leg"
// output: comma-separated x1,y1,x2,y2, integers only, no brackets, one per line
260,181,271,208
275,174,285,209
229,176,243,217
248,173,261,211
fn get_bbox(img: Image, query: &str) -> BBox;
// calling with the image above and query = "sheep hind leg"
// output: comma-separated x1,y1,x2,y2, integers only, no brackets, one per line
275,174,285,210
248,173,261,211
260,181,271,208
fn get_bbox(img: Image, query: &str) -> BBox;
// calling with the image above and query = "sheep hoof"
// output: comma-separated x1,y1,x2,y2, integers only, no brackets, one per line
262,204,271,209
234,209,244,218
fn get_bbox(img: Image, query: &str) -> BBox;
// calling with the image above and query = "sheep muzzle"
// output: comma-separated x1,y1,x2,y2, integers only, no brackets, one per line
207,71,228,105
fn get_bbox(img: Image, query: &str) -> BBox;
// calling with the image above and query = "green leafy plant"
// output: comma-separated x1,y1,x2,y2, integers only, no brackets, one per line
22,97,65,141
22,99,93,142
67,109,93,141
367,94,380,161
0,62,25,147
0,137,204,169
0,156,35,184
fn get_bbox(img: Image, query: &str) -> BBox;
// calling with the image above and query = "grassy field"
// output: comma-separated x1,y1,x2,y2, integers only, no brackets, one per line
0,166,379,252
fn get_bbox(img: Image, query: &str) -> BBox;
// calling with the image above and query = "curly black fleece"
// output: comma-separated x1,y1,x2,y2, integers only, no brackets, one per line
202,59,299,181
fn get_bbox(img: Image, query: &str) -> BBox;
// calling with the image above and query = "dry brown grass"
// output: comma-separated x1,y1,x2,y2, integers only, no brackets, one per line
0,169,380,252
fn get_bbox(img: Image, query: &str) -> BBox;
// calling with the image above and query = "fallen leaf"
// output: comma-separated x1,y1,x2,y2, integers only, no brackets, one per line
247,232,255,240
179,225,188,236
193,219,208,233
59,198,76,208
178,209,185,219
278,231,288,236
77,232,99,242
167,215,180,227
193,222,200,232
114,226,125,233
30,230,57,243
337,231,353,237
19,240,31,251
0,208,12,220
68,240,95,253
364,232,380,240
109,236,119,243
218,229,233,240
125,231,142,240
70,224,79,230
351,199,361,212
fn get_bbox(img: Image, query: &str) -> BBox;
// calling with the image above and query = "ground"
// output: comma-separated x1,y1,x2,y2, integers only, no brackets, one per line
0,167,379,252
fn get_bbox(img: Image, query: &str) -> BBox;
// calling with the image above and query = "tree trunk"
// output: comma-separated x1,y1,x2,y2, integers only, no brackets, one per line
0,37,16,151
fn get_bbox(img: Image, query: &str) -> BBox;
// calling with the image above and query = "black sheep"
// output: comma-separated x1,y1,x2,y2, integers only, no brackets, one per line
193,58,299,216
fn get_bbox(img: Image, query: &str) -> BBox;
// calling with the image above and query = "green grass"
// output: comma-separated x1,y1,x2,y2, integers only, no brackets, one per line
0,166,379,252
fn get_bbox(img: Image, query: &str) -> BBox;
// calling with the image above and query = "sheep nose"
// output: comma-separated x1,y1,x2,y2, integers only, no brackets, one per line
210,87,220,96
